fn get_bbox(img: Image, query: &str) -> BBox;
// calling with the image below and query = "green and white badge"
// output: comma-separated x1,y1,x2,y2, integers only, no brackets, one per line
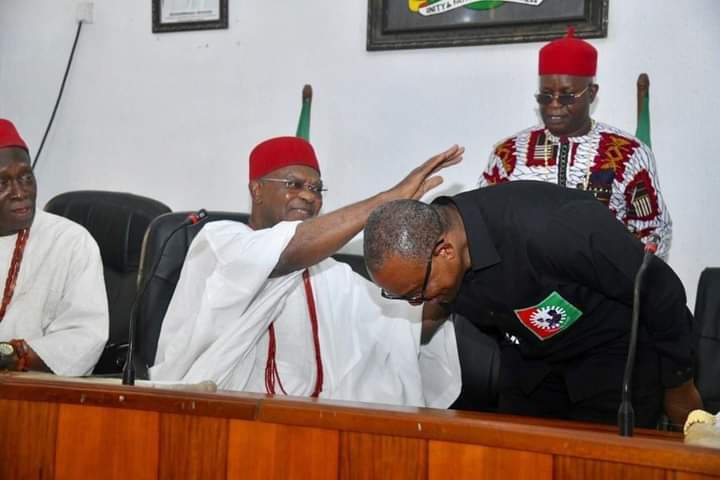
513,291,582,340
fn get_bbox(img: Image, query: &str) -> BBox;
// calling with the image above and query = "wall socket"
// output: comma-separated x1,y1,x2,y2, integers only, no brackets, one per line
76,1,94,24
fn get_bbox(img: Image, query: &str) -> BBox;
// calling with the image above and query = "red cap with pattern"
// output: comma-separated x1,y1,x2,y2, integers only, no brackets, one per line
539,26,597,77
0,119,29,153
249,136,320,180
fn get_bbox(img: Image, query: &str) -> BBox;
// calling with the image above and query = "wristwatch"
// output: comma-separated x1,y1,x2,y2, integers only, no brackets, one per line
0,341,15,369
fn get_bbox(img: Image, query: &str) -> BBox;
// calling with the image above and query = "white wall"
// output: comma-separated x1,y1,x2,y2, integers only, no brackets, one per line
1,0,719,305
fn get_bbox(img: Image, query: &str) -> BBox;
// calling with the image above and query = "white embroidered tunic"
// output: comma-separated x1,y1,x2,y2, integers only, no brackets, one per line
480,121,672,258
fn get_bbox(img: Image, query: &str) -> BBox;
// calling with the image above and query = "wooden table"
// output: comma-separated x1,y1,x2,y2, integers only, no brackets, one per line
1,373,718,479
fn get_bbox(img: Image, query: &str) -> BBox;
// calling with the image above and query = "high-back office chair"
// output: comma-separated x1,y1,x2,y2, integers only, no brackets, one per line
133,211,375,376
333,253,369,280
133,211,249,375
449,316,501,412
694,268,720,413
44,190,171,374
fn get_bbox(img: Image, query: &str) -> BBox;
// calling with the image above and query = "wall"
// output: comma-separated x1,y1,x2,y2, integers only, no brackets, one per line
1,0,719,305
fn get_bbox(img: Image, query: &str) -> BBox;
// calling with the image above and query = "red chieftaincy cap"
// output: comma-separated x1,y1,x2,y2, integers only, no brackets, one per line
538,26,597,77
0,119,29,153
249,136,320,180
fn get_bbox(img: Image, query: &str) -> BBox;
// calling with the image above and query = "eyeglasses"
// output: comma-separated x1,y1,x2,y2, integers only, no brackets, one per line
262,177,327,195
381,239,443,306
535,85,592,106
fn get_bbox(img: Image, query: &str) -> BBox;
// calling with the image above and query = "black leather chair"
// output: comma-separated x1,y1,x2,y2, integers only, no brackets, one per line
333,252,369,280
133,211,249,375
694,267,720,413
449,315,501,412
44,190,171,374
133,211,375,376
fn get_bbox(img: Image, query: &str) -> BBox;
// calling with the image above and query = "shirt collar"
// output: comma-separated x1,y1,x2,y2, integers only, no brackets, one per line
433,195,500,272
544,118,598,144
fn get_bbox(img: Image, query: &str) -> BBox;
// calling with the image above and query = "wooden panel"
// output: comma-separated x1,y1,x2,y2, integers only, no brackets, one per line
159,414,228,480
339,432,427,480
0,373,259,419
676,473,720,480
0,399,57,480
55,404,159,480
428,440,553,480
257,398,720,476
1,376,718,479
555,456,669,480
227,419,338,480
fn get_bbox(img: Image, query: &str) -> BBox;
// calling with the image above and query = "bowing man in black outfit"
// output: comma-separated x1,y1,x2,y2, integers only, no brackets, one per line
363,181,702,428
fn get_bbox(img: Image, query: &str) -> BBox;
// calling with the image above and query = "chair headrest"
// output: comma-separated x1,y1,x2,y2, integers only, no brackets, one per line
44,191,171,273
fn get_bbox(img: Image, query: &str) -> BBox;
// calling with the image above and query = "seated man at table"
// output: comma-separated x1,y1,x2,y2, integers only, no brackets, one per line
363,181,702,427
150,136,461,407
0,119,108,375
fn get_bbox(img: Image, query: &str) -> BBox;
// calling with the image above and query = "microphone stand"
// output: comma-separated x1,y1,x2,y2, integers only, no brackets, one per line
618,239,658,436
122,209,207,386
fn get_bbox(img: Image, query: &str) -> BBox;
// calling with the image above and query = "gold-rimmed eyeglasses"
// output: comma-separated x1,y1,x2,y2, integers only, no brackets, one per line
262,177,327,195
535,85,592,106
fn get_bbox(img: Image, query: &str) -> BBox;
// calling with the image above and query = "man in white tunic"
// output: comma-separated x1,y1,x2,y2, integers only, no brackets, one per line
151,136,462,407
0,119,108,375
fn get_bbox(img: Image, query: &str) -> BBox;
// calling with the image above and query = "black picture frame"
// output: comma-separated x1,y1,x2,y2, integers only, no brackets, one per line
367,0,608,51
152,0,229,34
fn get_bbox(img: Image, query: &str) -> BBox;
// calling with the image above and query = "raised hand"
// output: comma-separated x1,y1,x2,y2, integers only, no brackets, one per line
387,145,464,201
273,144,463,277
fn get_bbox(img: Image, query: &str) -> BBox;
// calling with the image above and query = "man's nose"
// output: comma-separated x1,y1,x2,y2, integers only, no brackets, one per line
547,94,565,108
297,187,319,202
9,180,28,199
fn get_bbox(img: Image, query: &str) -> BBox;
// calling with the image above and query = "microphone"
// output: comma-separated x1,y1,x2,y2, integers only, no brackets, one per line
618,234,659,436
122,209,208,386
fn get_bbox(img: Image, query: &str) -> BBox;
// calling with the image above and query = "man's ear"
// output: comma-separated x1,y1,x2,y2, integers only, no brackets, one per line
249,180,262,204
590,83,599,102
435,239,456,260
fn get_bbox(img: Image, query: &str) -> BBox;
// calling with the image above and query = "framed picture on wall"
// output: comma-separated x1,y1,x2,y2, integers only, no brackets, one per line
152,0,229,33
367,0,608,51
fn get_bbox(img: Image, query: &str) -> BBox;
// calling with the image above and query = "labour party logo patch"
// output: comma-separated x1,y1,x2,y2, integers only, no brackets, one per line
513,291,582,340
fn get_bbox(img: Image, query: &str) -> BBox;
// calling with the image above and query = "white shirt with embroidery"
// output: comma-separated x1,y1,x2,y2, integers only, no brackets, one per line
479,121,672,259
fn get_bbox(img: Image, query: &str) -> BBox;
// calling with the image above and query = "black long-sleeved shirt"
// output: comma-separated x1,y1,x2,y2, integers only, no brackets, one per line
435,181,693,395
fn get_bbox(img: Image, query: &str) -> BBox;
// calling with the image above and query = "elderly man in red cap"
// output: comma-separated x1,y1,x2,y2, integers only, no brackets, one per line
0,119,108,375
150,137,463,408
480,27,672,259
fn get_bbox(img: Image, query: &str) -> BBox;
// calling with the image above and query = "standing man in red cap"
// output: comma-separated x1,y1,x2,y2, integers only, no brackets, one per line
151,137,463,408
480,27,672,259
0,119,108,375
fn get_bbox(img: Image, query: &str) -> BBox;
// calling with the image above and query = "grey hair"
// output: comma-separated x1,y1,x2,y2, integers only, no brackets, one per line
364,199,444,272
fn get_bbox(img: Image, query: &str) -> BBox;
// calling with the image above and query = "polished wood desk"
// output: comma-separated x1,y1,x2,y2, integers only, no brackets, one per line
0,374,718,480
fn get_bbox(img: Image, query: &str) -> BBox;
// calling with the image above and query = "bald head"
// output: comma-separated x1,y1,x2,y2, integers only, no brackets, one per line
364,200,444,273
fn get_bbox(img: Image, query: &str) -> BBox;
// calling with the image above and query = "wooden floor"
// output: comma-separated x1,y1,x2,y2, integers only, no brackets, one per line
0,373,718,480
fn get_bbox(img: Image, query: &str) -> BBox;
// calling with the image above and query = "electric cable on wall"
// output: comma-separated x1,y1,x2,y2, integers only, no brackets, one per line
32,21,83,171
